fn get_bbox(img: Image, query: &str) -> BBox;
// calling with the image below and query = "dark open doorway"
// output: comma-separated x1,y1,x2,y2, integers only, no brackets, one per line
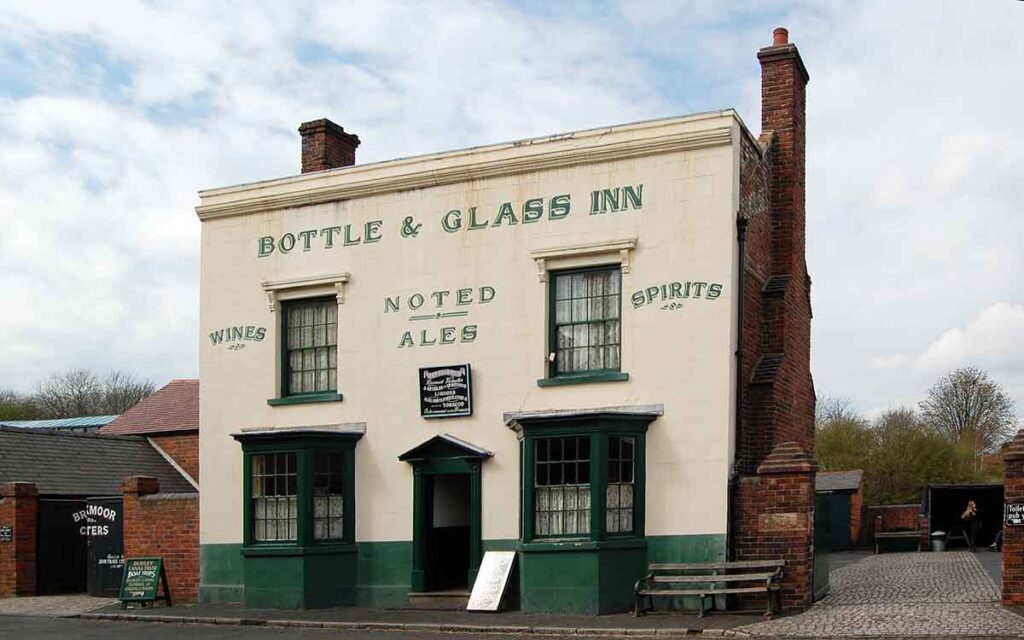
425,473,472,591
399,434,491,595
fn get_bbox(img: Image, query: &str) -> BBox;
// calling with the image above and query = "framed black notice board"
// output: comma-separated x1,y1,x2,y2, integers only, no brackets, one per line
419,364,472,418
119,557,172,608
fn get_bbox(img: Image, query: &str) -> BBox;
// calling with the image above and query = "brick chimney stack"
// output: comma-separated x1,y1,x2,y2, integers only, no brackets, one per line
298,118,360,174
755,26,814,457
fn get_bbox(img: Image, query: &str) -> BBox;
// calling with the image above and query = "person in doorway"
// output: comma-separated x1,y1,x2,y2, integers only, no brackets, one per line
990,528,1003,552
961,500,980,552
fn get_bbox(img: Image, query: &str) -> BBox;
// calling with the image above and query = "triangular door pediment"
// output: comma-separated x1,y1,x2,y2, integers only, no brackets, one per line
398,433,493,462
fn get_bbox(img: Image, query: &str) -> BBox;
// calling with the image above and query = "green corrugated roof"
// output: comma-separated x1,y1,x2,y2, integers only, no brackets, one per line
0,415,119,430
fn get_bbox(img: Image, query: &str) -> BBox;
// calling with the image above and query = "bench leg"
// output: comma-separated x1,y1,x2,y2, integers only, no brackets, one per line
698,594,706,618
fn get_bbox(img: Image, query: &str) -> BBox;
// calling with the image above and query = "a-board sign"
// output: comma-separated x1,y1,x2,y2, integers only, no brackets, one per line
467,551,516,612
419,364,472,418
1006,504,1024,527
0,525,11,542
119,557,172,608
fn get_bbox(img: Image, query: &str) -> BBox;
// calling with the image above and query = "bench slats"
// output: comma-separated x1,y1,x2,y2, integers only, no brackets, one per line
638,586,777,596
875,531,921,538
648,560,784,571
650,572,777,584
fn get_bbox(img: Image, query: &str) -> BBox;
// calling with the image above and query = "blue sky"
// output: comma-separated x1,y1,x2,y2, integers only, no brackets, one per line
0,0,1022,420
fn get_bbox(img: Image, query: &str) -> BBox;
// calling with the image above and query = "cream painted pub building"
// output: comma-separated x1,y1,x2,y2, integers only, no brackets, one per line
197,31,817,613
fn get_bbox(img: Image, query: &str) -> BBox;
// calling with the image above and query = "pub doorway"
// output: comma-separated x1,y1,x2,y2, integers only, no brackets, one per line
423,473,472,591
399,434,491,595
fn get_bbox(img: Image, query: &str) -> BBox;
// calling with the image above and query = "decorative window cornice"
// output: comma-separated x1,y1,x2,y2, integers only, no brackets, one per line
529,238,637,282
261,273,350,312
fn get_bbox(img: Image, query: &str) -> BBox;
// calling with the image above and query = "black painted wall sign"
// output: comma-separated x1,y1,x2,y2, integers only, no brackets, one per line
0,525,11,542
119,557,172,608
420,364,472,418
1006,504,1024,527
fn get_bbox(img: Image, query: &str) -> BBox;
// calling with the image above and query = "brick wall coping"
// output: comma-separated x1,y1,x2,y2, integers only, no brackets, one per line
868,504,924,509
139,492,198,501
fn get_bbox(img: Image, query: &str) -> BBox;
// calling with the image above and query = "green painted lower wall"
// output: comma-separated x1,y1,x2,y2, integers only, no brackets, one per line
199,543,244,603
199,534,723,612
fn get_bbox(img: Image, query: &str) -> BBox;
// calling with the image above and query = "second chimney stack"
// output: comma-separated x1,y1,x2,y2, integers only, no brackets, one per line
299,118,360,174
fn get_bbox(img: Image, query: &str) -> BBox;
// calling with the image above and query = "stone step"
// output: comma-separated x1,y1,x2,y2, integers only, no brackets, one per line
406,589,471,610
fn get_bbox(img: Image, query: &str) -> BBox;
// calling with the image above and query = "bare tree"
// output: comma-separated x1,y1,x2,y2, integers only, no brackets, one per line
815,395,862,426
918,367,1017,459
35,369,103,418
102,371,156,413
34,369,156,417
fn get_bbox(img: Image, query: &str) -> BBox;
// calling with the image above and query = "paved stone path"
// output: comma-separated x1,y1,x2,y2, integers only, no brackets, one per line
736,551,1024,638
0,594,116,617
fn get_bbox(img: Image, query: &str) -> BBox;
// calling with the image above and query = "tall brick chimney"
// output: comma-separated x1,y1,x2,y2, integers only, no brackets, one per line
298,118,360,174
730,28,817,613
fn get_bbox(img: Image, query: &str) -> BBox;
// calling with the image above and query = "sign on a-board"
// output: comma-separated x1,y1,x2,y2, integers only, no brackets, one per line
119,557,172,608
419,364,472,418
467,551,516,612
1006,504,1024,527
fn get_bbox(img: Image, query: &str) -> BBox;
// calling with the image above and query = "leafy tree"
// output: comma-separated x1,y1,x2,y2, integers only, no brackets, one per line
0,389,45,421
816,396,873,472
918,367,1017,460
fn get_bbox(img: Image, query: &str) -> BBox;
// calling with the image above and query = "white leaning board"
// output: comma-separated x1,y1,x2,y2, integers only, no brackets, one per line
467,551,517,611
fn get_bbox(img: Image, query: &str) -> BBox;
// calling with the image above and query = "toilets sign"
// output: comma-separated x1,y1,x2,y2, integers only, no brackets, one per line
1006,504,1024,527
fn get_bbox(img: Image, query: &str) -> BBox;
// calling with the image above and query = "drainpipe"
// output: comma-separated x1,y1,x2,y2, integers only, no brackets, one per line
727,215,749,562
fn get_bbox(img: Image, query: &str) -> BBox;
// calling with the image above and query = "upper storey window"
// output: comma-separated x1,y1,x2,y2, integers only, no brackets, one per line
283,298,338,397
550,267,622,377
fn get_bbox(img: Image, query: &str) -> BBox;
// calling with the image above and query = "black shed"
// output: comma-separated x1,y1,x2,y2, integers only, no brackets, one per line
924,483,1004,549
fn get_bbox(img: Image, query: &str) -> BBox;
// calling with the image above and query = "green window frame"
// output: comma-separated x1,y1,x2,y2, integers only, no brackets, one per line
236,431,360,550
269,297,343,405
539,265,628,387
517,415,650,545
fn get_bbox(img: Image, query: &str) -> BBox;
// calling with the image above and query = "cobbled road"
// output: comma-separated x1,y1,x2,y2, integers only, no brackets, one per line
737,551,1024,638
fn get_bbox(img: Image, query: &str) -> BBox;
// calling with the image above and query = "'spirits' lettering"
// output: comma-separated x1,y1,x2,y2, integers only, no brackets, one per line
630,281,724,309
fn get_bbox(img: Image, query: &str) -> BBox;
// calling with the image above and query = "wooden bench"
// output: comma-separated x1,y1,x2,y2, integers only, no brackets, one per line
633,560,784,618
873,516,923,553
873,530,922,553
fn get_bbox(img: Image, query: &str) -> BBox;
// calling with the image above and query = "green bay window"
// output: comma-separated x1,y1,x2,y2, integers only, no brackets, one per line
509,407,659,614
234,427,363,609
539,266,628,386
512,410,656,544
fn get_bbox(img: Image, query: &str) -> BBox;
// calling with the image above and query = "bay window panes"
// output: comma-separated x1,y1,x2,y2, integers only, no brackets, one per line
553,268,621,374
534,436,591,536
606,436,635,534
313,452,344,540
285,299,337,395
252,453,297,542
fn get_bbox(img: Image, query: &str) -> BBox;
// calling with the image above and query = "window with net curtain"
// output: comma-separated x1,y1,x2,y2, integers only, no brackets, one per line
551,267,621,375
252,453,297,542
283,298,337,395
532,435,636,537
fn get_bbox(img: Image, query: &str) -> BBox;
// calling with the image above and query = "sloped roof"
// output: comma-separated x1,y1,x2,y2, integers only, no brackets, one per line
816,469,864,493
100,379,199,436
0,415,119,430
0,426,195,496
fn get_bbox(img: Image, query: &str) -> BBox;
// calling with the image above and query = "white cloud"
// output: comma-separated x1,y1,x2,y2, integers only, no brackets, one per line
915,303,1024,376
0,0,1022,420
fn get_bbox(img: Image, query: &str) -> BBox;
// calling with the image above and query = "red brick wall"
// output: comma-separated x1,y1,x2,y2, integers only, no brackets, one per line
850,484,864,546
150,433,199,483
733,444,816,611
122,476,199,603
299,119,359,173
0,482,37,597
1002,431,1024,606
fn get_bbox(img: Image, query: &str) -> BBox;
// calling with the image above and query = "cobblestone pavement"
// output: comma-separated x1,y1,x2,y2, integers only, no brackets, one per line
0,595,116,617
737,552,1024,638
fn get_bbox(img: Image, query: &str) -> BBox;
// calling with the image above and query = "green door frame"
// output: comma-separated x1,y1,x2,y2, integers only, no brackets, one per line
399,435,492,593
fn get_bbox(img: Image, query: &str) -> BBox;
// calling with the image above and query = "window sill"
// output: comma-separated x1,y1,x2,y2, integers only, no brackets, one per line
536,371,629,387
519,537,647,553
242,542,357,557
267,392,344,406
